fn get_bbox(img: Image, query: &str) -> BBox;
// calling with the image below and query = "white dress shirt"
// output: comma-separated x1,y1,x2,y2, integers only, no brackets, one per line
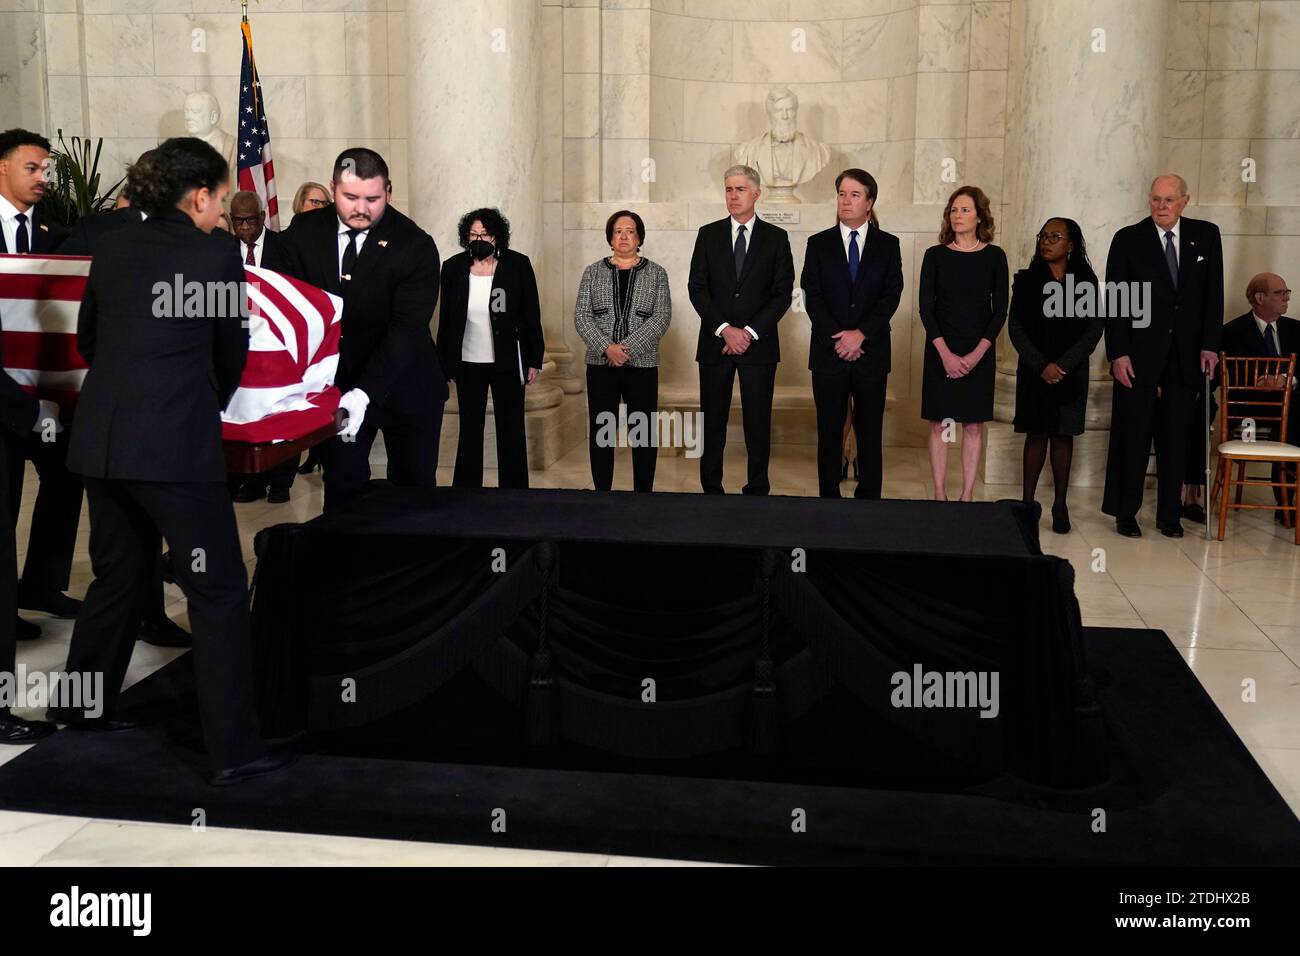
463,273,496,363
337,219,370,280
715,215,759,342
839,219,869,263
240,230,266,267
0,192,34,254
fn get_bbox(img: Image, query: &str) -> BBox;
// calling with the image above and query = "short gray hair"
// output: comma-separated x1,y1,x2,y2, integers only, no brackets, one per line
232,189,263,210
1150,173,1189,197
723,164,761,190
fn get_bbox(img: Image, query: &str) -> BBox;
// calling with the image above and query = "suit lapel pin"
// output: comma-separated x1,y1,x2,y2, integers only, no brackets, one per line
378,240,388,247
38,223,48,232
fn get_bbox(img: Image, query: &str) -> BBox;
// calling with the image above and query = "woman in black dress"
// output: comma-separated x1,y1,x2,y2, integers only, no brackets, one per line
919,186,1008,501
1008,217,1103,533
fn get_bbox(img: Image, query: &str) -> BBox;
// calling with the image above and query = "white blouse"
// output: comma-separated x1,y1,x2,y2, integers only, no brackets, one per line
462,273,496,363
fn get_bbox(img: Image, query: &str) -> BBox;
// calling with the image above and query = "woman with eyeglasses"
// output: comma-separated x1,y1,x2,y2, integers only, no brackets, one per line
292,181,330,216
1008,217,1103,533
436,208,544,488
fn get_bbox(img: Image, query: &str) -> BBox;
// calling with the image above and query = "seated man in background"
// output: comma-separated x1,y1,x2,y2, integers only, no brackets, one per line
1220,272,1298,524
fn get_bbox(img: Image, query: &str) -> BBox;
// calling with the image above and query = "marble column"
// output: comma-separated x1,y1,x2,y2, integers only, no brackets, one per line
989,0,1168,486
408,0,564,418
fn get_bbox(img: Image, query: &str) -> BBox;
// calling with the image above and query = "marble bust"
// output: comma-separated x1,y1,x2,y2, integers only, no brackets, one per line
183,91,237,171
734,87,831,204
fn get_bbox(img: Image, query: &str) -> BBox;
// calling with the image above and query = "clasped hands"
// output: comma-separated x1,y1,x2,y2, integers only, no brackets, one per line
938,340,989,379
832,328,865,362
720,326,752,356
604,343,632,367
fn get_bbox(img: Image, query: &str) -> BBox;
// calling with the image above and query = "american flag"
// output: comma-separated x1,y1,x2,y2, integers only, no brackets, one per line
237,16,279,230
0,255,341,444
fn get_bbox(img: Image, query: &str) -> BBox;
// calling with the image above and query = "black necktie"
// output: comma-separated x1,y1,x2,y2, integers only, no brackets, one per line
1163,230,1178,285
1265,324,1280,357
848,229,860,283
14,212,29,254
340,229,360,283
733,224,746,280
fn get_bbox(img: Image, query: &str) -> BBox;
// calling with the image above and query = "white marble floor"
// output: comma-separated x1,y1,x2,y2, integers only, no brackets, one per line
1,441,1297,866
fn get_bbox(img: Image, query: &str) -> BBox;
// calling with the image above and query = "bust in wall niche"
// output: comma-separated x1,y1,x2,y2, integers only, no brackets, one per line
733,86,831,204
183,91,237,174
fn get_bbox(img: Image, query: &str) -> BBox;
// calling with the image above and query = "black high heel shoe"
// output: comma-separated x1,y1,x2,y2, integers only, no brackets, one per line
1051,504,1070,534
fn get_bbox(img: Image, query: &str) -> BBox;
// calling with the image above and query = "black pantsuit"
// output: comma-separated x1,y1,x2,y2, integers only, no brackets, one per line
454,361,527,488
437,249,544,491
587,364,658,492
0,375,38,716
7,429,81,595
63,208,266,770
71,478,261,768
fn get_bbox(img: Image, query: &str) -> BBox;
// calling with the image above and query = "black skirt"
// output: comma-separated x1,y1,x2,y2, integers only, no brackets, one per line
1013,360,1090,436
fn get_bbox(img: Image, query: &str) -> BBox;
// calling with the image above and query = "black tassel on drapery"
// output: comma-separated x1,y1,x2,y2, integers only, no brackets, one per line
527,541,558,747
748,549,779,754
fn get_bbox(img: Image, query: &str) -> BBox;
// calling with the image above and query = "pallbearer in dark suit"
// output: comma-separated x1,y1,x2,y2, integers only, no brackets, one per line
280,148,447,511
228,188,298,503
437,207,544,489
801,169,903,498
53,155,191,649
1219,272,1298,522
688,164,794,495
51,138,290,784
1102,173,1224,538
0,300,55,742
0,129,82,637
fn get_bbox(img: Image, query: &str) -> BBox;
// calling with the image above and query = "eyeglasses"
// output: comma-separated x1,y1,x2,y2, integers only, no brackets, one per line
467,231,494,241
230,215,261,226
1268,289,1293,297
1036,232,1067,243
305,197,329,208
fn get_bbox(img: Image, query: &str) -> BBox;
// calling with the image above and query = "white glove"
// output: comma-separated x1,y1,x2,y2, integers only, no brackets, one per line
33,399,63,434
337,388,370,439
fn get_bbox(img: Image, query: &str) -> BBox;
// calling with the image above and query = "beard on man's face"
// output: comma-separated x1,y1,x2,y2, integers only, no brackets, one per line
770,119,797,142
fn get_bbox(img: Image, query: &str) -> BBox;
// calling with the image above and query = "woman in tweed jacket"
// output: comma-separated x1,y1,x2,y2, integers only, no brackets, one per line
573,210,672,492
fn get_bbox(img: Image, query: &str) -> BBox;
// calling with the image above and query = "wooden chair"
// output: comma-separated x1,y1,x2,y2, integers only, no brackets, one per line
1212,354,1300,542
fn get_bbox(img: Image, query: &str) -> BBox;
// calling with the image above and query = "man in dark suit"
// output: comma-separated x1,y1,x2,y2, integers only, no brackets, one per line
228,189,297,503
800,169,903,498
1102,173,1224,538
0,129,80,641
280,148,446,511
1220,272,1298,521
688,164,794,495
0,298,56,742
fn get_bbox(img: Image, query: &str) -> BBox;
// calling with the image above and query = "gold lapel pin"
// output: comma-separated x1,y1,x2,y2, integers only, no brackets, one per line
341,274,351,281
378,240,388,247
39,224,48,232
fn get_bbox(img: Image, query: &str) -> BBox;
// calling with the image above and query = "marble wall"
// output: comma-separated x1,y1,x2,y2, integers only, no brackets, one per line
12,0,411,213
1162,0,1300,322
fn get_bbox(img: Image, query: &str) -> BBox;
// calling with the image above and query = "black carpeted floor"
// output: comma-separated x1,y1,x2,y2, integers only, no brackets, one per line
1,627,1297,866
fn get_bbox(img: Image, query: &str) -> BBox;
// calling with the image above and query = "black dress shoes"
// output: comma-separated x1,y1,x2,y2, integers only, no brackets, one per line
1051,505,1071,534
138,615,191,647
1115,517,1142,537
15,616,41,641
233,481,268,503
209,750,298,787
0,712,56,743
1157,522,1185,538
1182,503,1207,524
267,487,291,504
17,590,82,618
46,709,143,732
